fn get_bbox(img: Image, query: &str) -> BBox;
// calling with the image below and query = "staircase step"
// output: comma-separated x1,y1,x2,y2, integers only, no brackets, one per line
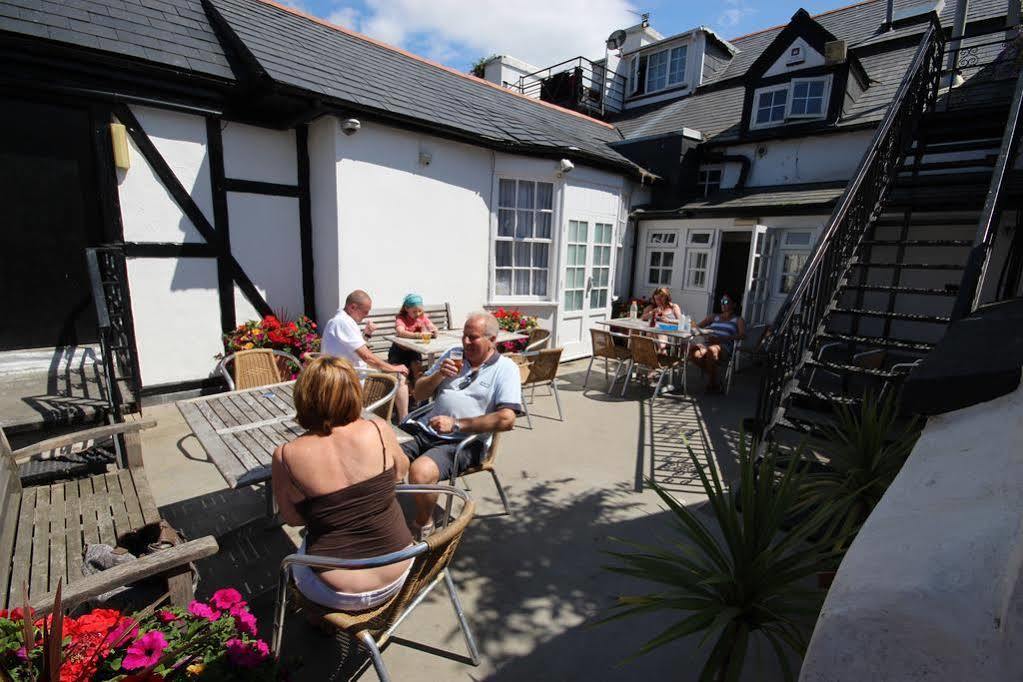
873,214,979,227
841,284,959,296
804,357,905,379
849,261,964,270
899,156,998,172
859,239,973,247
789,386,860,408
817,332,935,353
911,138,1004,154
830,307,951,323
894,171,993,188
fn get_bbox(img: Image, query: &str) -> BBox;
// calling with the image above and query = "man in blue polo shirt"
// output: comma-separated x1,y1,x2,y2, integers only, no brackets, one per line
401,311,522,537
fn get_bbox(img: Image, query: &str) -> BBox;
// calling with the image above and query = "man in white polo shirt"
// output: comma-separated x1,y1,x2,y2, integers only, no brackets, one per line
321,289,411,420
401,310,522,537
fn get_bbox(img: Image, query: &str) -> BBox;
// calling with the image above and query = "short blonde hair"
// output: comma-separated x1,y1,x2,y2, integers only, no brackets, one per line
293,356,363,435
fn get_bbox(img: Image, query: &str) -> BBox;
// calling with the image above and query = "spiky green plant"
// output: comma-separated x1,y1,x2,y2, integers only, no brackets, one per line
601,435,844,682
798,392,920,547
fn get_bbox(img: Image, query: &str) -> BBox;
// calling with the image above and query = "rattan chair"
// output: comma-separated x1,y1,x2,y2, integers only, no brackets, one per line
361,372,399,421
523,328,551,352
271,485,479,681
517,348,563,428
217,349,300,390
622,335,684,397
402,404,512,517
585,328,633,393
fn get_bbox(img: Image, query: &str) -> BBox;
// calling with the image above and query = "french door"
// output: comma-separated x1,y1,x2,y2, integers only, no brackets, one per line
558,217,615,360
744,225,773,326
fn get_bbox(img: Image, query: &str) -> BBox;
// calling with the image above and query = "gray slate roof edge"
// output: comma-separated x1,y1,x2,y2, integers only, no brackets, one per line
633,180,848,216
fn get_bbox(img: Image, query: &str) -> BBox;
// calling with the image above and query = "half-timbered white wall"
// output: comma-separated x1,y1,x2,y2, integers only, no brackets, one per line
717,130,874,188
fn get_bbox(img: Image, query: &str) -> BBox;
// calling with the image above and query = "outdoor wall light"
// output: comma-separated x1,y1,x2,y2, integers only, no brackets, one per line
341,118,361,135
110,122,131,170
558,158,575,174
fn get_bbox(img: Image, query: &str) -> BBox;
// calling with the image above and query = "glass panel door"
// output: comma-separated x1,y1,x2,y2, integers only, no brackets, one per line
590,222,613,308
565,220,588,312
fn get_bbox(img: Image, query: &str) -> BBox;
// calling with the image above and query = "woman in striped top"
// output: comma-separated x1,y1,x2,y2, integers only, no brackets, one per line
690,293,746,393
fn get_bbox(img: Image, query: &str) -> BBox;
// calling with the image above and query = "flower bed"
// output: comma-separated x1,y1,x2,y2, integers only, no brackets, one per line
491,308,539,353
220,315,320,379
0,589,278,680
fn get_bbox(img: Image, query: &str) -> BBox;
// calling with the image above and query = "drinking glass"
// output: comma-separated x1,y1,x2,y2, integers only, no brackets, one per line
449,349,464,374
421,330,431,344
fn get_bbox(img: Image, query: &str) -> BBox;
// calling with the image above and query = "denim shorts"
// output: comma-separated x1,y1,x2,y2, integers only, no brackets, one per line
293,540,412,612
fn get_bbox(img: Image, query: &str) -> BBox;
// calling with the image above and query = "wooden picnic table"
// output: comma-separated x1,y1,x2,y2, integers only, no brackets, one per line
387,329,528,365
176,381,413,493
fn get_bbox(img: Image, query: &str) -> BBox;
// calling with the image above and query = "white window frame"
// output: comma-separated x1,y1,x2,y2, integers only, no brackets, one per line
687,229,715,247
788,75,831,119
493,178,555,301
684,249,711,291
697,166,723,197
645,230,678,287
750,76,831,130
628,56,640,94
776,231,813,295
643,43,688,94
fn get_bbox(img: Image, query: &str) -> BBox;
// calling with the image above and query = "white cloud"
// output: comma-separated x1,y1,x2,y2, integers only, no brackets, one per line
322,0,637,69
326,6,360,29
717,0,755,29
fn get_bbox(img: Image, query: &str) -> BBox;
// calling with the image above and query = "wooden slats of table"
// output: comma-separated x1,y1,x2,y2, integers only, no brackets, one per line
177,382,412,490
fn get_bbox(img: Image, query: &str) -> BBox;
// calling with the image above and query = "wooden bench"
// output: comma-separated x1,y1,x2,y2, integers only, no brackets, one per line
363,303,453,357
0,422,219,615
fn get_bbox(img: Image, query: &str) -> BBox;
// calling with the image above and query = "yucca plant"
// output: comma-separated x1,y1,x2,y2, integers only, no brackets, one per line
601,434,845,682
797,392,920,548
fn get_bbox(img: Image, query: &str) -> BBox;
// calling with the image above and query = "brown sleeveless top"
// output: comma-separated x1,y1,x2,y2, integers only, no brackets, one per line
283,421,413,565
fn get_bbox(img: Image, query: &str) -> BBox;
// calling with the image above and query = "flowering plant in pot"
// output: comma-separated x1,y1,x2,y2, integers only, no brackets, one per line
611,297,649,319
491,308,539,353
220,314,320,380
0,587,280,680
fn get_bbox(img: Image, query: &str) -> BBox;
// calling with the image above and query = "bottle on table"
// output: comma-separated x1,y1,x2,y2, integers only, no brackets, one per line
629,300,637,320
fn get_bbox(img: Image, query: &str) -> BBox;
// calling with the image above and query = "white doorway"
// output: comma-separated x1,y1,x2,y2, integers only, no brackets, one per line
557,217,616,359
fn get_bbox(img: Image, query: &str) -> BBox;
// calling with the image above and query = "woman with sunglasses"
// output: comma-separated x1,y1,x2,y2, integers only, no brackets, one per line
690,293,745,393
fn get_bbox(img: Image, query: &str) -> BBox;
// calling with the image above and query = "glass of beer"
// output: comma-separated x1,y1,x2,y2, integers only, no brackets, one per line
450,349,464,374
421,330,431,344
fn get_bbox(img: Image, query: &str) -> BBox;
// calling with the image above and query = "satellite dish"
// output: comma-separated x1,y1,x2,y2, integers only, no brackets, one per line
606,29,627,50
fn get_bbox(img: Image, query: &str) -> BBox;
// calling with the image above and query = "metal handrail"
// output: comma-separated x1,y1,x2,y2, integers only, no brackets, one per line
950,66,1023,320
755,19,945,434
514,56,628,114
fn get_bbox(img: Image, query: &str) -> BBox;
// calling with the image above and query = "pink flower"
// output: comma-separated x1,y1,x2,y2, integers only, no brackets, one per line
188,601,221,622
210,588,245,611
122,631,168,670
226,638,270,668
233,609,258,637
14,647,27,661
108,617,140,645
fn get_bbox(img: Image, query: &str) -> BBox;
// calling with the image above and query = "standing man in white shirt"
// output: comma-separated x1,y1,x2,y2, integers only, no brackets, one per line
321,289,411,421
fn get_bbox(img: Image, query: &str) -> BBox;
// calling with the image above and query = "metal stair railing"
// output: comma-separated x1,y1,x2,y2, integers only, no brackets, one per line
950,66,1023,320
754,19,946,436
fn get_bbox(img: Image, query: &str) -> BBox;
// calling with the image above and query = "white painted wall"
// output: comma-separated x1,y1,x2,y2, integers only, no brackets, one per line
221,121,297,185
117,105,210,243
719,130,874,188
801,381,1023,682
126,258,223,386
482,55,542,92
308,116,341,323
763,37,826,78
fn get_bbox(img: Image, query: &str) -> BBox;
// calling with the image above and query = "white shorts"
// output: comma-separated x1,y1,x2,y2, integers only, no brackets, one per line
292,540,412,612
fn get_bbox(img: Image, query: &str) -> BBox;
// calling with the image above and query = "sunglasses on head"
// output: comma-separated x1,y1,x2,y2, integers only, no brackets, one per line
720,297,731,305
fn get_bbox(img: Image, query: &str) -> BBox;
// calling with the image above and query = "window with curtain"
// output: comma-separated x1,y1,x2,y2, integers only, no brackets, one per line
495,179,554,297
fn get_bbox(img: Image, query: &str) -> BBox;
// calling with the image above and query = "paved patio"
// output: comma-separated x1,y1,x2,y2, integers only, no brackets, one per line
140,358,771,681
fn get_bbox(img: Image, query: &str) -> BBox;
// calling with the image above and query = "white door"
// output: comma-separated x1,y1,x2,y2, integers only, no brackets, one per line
744,226,773,325
558,218,616,359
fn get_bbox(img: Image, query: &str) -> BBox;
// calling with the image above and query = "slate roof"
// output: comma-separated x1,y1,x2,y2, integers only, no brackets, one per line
205,0,645,174
639,182,847,216
611,0,1009,144
0,0,234,79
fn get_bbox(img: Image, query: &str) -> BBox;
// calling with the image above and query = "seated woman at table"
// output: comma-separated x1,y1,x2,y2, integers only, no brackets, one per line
689,293,746,393
641,287,683,354
387,293,438,384
272,356,413,611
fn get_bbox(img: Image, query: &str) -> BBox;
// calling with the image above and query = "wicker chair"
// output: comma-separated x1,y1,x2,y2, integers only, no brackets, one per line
584,328,632,393
217,349,300,390
362,372,399,422
523,328,551,352
271,485,479,682
517,348,564,428
622,335,684,397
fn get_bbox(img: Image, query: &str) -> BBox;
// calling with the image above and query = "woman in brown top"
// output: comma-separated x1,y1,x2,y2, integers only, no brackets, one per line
272,356,413,611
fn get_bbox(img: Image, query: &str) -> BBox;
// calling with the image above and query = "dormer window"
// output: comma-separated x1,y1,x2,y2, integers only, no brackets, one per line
634,44,688,95
750,75,831,129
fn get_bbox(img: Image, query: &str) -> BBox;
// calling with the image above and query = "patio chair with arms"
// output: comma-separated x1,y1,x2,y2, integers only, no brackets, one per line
523,328,551,352
217,349,301,390
362,372,399,422
271,484,479,682
584,328,632,393
402,404,511,517
517,348,564,429
622,335,684,398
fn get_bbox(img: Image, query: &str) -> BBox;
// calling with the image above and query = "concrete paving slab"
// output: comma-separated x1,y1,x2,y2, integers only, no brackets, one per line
137,359,780,681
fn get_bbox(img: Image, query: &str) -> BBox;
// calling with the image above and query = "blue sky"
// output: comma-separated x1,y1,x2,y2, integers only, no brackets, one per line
285,0,861,72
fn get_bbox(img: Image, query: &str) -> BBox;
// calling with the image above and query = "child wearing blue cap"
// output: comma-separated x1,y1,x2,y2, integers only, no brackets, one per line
388,294,438,381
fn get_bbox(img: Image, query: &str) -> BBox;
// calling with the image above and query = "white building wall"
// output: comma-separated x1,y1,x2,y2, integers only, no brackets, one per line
718,130,874,188
308,116,342,323
221,121,297,184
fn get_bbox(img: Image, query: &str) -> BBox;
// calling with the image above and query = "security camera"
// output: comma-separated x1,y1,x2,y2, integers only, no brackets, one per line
559,158,575,173
341,118,361,135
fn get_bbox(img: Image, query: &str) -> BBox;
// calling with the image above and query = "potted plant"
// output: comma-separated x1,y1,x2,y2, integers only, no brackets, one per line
220,314,320,379
490,308,539,353
601,434,844,682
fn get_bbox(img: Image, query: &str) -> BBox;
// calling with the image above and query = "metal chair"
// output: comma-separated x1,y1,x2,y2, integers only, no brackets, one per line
517,348,564,428
402,404,511,517
585,328,633,393
271,485,479,682
216,349,301,390
361,372,399,422
622,335,684,397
